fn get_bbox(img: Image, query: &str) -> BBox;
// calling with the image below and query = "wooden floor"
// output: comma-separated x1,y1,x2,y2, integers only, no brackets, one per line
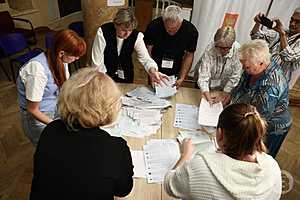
0,34,299,199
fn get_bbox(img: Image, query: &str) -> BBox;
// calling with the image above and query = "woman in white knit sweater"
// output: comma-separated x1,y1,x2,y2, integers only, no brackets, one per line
164,103,282,200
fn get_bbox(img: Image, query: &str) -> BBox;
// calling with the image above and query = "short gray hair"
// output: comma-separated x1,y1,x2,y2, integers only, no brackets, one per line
113,8,137,29
294,7,300,14
214,26,236,47
238,39,271,65
162,5,183,23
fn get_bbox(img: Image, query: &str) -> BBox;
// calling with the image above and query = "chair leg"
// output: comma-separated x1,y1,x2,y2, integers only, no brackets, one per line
10,60,16,82
0,62,12,81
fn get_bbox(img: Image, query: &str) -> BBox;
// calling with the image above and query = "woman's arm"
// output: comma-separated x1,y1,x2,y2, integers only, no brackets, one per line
26,100,53,124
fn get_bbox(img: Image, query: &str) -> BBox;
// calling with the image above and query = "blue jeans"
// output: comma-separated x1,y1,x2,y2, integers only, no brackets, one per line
266,110,292,158
20,109,55,146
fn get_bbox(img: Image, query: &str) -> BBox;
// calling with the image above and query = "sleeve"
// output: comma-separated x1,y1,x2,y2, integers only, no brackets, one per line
91,27,107,73
63,63,70,79
186,24,199,52
143,21,156,46
224,43,243,93
251,29,278,44
163,162,190,199
279,39,300,62
114,139,134,197
197,45,213,92
20,61,48,102
134,32,158,72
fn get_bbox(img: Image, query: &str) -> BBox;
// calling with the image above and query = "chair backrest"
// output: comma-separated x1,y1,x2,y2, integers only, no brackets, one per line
0,33,28,56
0,11,15,34
154,0,181,19
45,31,55,49
68,21,84,37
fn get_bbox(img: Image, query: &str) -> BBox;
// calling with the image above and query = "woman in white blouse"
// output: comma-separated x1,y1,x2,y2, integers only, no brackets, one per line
17,29,86,145
164,103,282,200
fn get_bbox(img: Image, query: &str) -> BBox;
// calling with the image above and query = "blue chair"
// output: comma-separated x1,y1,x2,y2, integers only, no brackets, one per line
45,31,55,49
68,21,84,37
0,33,43,82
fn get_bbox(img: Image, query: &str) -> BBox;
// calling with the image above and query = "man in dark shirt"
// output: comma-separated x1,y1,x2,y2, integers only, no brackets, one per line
144,5,199,87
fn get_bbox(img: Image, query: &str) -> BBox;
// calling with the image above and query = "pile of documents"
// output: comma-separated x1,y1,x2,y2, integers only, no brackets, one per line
154,75,177,98
104,87,171,137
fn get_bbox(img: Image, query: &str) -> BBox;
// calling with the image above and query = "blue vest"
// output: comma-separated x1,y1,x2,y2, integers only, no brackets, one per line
17,52,59,113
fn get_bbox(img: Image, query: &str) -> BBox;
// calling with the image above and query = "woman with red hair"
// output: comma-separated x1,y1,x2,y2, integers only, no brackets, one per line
17,29,86,145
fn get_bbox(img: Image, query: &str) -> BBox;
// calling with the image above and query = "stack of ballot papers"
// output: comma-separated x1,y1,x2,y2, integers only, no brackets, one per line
177,130,217,152
102,107,162,137
143,139,180,183
124,87,172,109
154,75,177,98
198,98,223,127
174,103,202,130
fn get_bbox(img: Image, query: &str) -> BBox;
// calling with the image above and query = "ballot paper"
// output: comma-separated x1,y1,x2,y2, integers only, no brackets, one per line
177,130,217,152
102,107,161,138
155,75,177,98
143,139,180,183
124,87,172,109
125,107,162,125
174,104,202,130
198,98,223,127
131,150,146,178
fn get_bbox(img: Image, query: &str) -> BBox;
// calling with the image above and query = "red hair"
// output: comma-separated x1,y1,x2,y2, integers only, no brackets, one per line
46,29,86,87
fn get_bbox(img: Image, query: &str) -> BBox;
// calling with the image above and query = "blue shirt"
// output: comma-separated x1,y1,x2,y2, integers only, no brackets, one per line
231,61,291,135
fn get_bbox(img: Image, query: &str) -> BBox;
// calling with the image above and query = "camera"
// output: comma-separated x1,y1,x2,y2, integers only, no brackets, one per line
259,15,275,29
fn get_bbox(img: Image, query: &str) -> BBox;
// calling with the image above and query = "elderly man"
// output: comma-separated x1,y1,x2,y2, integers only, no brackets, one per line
250,7,300,89
196,26,242,105
144,5,199,88
91,8,167,84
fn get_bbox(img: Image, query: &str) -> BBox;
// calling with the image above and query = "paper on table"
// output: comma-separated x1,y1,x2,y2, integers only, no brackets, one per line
174,104,202,130
155,75,177,98
131,150,146,178
143,139,180,183
177,130,217,153
198,98,223,127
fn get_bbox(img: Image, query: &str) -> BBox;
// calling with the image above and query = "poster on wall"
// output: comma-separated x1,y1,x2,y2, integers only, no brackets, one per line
108,0,125,7
222,13,239,28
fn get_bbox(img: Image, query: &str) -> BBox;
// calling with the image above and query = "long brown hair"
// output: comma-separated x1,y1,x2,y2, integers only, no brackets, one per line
46,29,86,87
217,103,267,159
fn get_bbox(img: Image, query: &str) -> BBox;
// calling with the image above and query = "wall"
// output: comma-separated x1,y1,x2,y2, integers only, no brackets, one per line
0,0,83,30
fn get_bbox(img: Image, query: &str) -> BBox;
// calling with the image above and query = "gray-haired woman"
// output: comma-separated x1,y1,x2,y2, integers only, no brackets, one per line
196,26,242,105
91,7,167,84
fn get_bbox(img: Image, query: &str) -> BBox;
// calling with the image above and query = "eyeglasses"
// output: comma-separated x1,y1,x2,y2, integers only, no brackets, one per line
215,45,232,51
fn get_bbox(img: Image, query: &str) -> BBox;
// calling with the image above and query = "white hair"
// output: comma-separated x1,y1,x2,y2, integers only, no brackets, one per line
238,39,271,65
294,7,300,14
162,5,183,23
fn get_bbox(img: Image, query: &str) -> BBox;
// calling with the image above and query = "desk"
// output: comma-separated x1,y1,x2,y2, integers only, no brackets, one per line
116,84,201,200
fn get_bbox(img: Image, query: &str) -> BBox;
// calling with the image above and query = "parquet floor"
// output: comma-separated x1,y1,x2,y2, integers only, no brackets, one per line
0,34,299,199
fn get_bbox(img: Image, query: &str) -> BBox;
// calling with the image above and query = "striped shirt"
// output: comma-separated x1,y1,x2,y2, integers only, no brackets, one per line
251,29,300,89
196,41,242,93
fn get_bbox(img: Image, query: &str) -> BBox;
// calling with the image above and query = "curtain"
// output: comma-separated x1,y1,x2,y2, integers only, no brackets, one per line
268,0,300,26
190,0,271,76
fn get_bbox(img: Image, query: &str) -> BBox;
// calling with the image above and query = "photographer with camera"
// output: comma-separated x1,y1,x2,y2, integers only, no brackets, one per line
250,7,300,89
